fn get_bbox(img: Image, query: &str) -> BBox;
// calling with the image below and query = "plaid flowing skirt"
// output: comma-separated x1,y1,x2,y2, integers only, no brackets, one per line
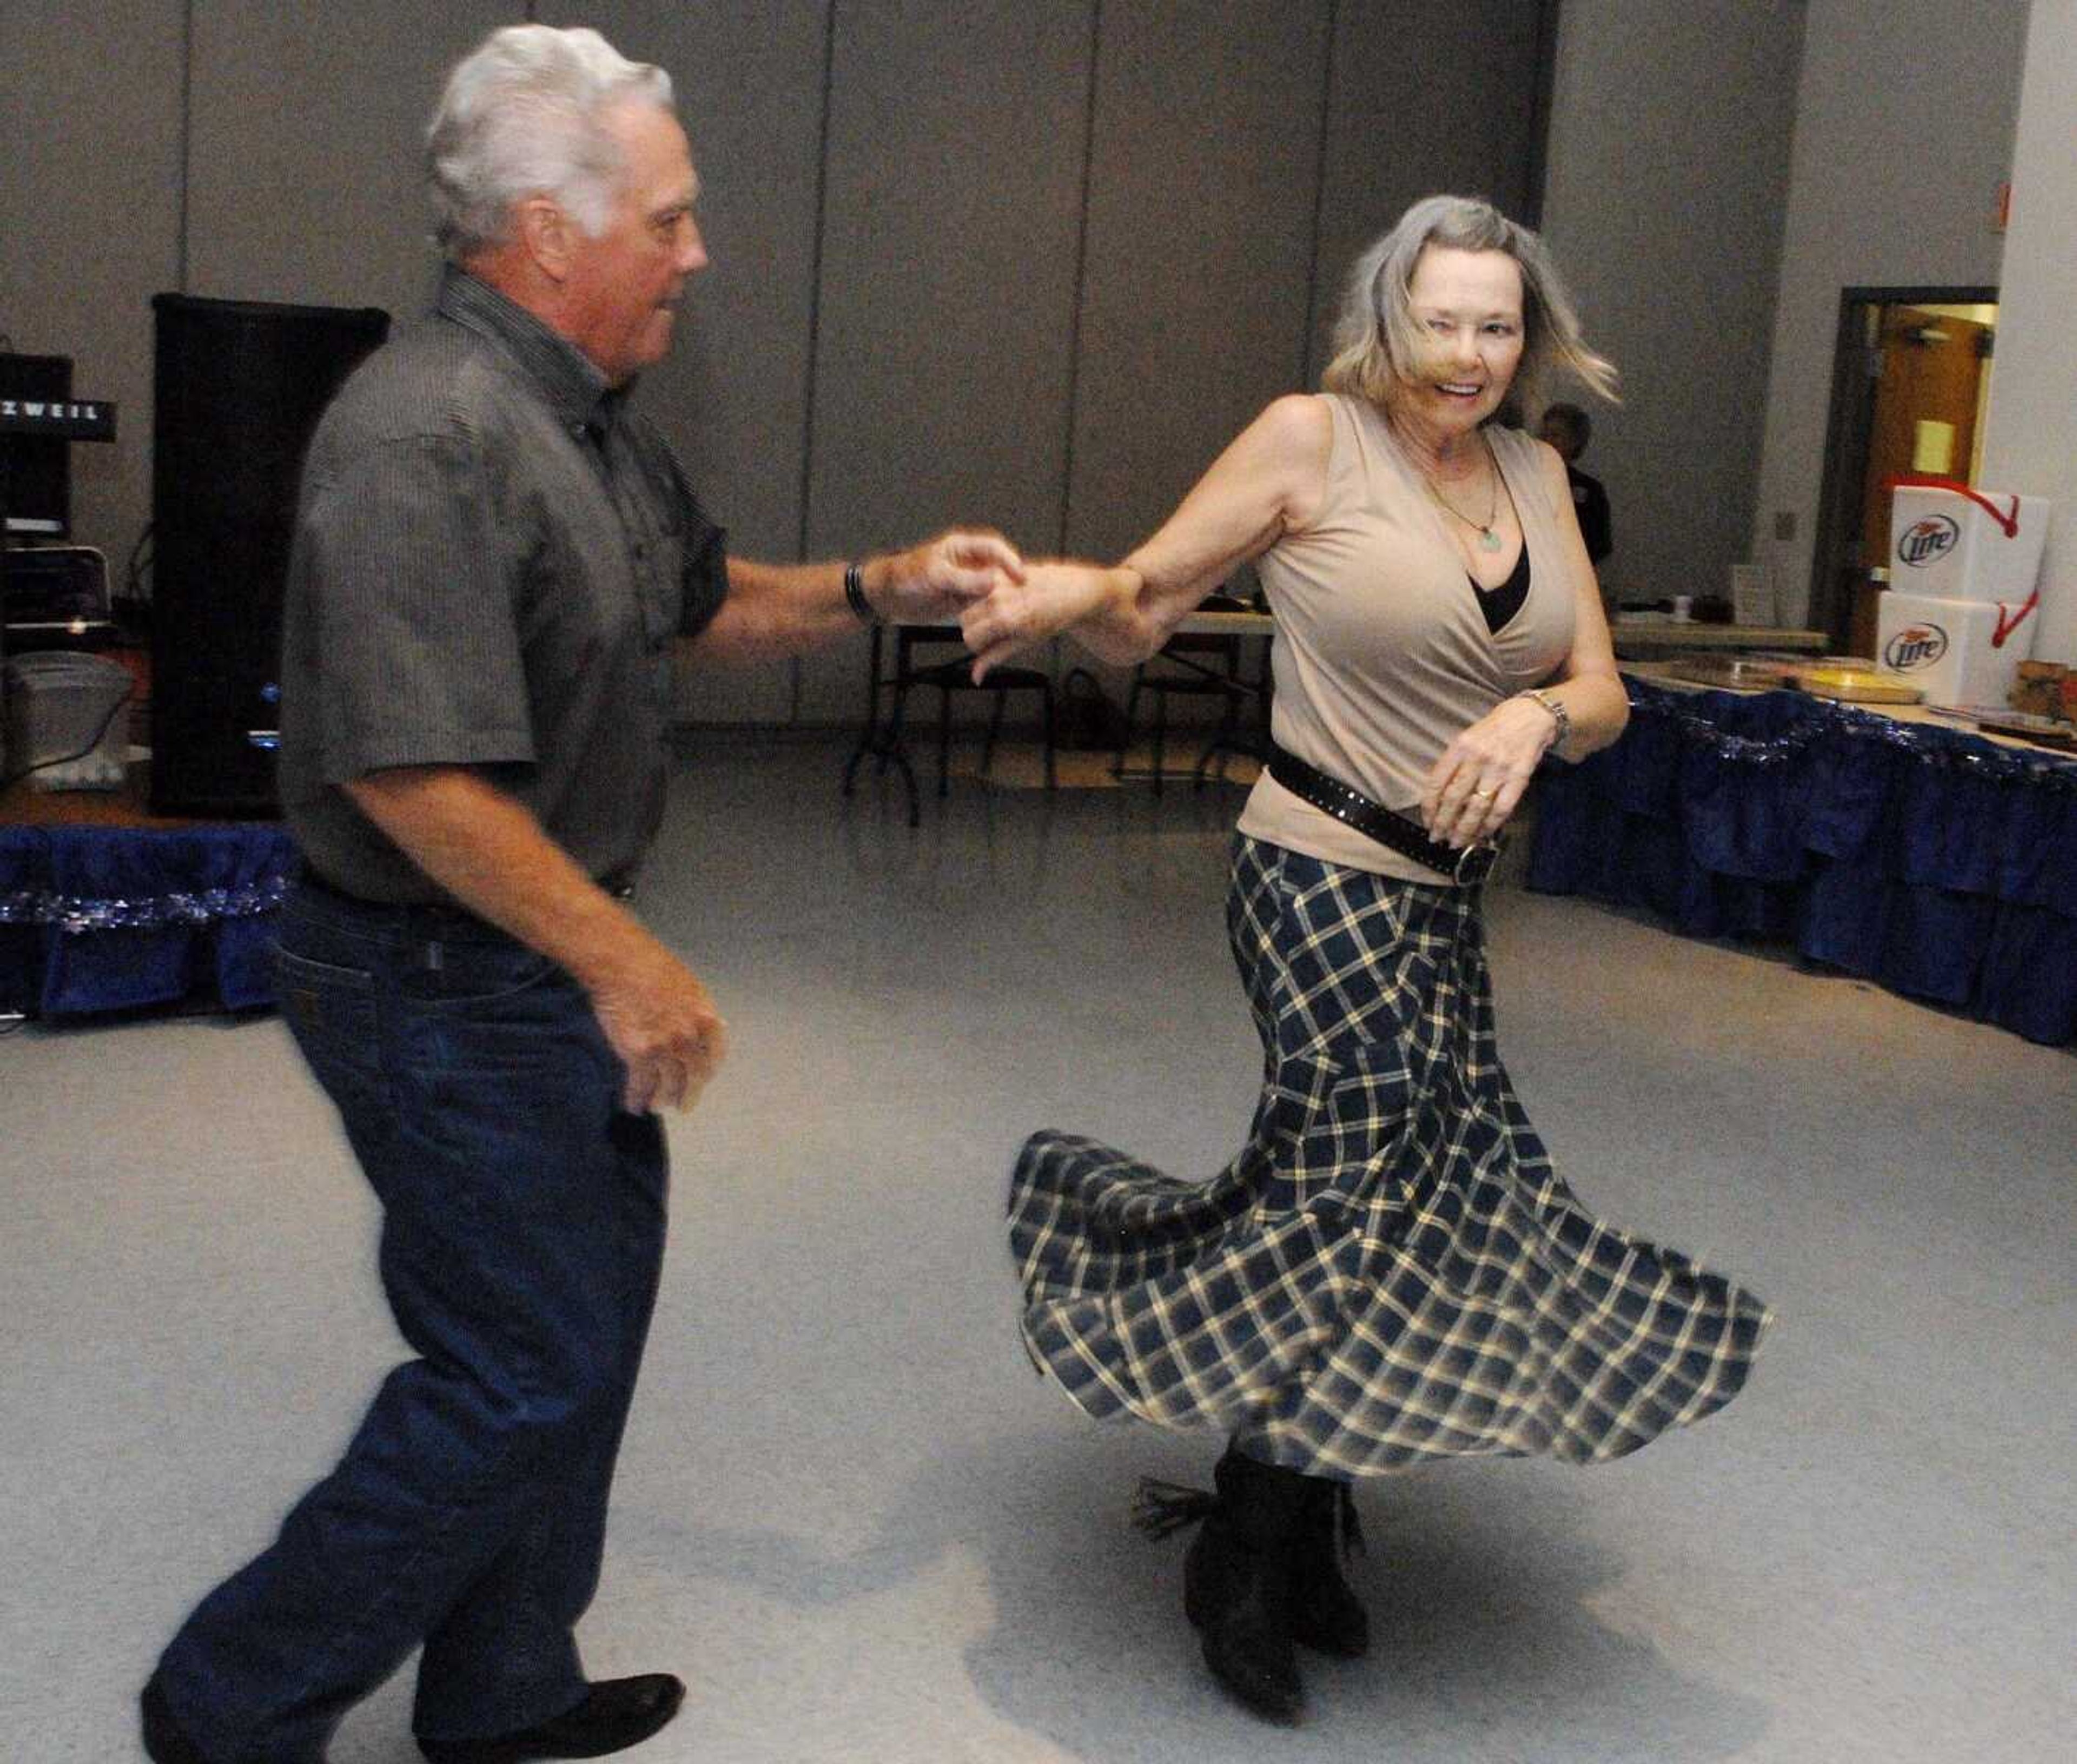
1008,835,1771,1477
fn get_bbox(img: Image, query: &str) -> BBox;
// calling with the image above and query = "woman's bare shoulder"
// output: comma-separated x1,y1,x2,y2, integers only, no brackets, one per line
1248,394,1335,528
1256,391,1335,450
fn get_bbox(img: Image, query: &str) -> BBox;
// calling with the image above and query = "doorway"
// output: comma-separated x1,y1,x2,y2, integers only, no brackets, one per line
1809,286,1998,653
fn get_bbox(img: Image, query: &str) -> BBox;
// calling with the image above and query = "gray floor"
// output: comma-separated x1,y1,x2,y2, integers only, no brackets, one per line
4,733,2072,1764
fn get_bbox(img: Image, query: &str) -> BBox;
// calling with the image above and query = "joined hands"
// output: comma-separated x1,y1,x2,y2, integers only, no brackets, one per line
877,528,1028,625
960,559,1127,683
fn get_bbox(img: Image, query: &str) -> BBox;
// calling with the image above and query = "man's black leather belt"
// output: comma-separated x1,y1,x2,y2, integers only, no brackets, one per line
1266,740,1498,886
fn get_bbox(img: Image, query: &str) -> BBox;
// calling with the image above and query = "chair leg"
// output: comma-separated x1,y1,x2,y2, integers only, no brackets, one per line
1197,688,1240,791
983,689,1008,776
1116,667,1145,779
881,679,923,827
1150,685,1168,797
1040,684,1057,790
883,679,910,778
936,686,952,798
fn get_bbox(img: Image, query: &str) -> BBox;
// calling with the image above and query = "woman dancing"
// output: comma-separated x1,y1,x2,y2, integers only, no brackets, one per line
960,194,1771,1722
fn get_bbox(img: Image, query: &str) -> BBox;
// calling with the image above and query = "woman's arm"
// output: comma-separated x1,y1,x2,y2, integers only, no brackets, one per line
961,394,1332,679
1531,435,1630,757
1420,437,1631,849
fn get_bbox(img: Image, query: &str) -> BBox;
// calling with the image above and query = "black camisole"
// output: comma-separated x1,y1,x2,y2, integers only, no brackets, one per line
1470,544,1531,635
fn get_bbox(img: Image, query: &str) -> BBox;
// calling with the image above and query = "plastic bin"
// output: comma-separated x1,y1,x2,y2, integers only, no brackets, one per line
2,650,134,791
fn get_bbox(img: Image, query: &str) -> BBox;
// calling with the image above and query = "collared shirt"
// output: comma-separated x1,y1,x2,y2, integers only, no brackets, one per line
277,266,729,903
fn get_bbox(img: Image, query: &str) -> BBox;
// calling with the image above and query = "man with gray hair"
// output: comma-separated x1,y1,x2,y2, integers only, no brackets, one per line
141,24,1018,1764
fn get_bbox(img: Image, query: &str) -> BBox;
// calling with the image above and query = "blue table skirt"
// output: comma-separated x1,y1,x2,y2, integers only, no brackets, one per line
0,823,297,1019
1528,679,2077,1047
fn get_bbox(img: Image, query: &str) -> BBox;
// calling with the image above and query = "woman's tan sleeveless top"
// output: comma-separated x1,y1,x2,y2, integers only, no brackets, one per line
1236,395,1579,881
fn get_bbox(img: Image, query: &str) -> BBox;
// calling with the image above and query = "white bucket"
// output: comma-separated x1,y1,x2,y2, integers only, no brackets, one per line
1888,480,2049,604
1875,587,2038,709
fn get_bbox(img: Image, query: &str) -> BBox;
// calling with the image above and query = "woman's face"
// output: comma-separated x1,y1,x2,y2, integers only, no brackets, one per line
1399,245,1525,438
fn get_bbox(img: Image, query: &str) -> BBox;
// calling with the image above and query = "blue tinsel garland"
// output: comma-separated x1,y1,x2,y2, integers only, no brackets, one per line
1624,679,2077,789
0,875,293,933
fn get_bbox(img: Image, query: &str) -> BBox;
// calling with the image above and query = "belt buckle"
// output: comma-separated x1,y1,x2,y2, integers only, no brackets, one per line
1453,838,1500,887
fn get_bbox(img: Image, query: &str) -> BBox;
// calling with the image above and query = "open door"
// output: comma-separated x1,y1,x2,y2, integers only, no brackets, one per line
1810,288,1997,654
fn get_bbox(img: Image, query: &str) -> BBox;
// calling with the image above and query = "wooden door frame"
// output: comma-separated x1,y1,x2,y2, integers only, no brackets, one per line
1809,283,1996,645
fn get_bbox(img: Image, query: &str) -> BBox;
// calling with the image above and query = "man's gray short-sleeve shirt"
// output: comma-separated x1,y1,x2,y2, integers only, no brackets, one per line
278,267,727,903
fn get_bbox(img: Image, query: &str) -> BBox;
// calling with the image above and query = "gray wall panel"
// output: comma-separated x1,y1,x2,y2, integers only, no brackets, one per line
1309,0,1547,381
1066,0,1331,566
1749,0,2014,620
798,0,1095,723
6,3,1560,735
1,0,186,571
1545,0,1803,610
184,1,510,314
550,3,832,723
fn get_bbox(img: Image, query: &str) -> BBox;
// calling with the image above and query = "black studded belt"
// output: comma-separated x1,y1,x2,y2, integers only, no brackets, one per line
1266,740,1499,886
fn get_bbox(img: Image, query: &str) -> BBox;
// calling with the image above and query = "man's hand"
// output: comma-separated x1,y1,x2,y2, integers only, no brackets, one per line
874,528,1024,624
585,936,730,1115
345,767,731,1115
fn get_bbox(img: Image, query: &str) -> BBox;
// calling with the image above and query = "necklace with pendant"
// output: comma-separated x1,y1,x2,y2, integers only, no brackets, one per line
1423,440,1504,552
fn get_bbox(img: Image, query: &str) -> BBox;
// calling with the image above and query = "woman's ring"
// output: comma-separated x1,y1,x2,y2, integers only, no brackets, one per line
1472,787,1497,799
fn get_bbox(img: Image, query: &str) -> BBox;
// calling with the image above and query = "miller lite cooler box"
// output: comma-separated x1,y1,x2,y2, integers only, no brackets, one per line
1875,587,2037,709
1889,478,2049,603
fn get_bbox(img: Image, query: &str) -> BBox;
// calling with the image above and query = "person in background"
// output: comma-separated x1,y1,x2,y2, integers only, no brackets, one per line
960,194,1769,1725
1538,398,1613,566
140,26,1018,1764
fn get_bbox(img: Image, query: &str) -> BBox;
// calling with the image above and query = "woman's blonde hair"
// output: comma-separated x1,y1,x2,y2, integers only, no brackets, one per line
1321,194,1617,424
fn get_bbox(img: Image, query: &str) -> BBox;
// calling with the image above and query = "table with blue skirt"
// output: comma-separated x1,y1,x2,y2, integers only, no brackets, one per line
1527,677,2077,1047
0,823,297,1019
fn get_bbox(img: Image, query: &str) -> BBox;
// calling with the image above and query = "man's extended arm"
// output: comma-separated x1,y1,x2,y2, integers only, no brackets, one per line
686,530,1022,665
345,766,726,1115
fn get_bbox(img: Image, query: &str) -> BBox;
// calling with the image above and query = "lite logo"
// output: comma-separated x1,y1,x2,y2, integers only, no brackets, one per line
1897,514,1960,567
1884,623,1948,670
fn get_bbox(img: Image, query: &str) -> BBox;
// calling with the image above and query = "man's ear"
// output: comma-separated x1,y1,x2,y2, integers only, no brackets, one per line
517,196,573,282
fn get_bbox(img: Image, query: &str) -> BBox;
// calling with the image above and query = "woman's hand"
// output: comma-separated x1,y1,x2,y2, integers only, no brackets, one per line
959,560,1134,682
1419,693,1561,848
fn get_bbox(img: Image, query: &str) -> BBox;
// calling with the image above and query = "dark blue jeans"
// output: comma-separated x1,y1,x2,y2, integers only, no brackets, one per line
155,880,667,1762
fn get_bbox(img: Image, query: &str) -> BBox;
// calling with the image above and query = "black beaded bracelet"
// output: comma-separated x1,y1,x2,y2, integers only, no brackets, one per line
843,561,880,626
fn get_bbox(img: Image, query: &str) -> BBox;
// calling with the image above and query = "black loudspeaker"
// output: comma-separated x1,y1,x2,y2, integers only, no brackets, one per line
1,353,74,539
150,293,389,816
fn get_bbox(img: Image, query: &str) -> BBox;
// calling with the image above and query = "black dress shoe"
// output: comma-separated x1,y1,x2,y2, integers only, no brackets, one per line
141,1673,219,1764
418,1675,686,1764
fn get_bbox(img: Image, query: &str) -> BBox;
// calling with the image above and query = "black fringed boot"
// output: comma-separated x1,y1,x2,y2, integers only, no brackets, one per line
1135,1448,1306,1721
1288,1474,1370,1658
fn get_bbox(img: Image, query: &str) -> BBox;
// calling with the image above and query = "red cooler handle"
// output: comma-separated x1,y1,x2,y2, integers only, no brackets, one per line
1884,474,2022,538
1993,590,2039,649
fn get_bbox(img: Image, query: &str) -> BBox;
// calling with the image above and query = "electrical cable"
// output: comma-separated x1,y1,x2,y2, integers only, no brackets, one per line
124,522,154,604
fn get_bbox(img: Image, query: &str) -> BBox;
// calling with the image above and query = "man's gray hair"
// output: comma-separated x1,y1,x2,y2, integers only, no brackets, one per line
427,25,674,260
1322,194,1618,422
